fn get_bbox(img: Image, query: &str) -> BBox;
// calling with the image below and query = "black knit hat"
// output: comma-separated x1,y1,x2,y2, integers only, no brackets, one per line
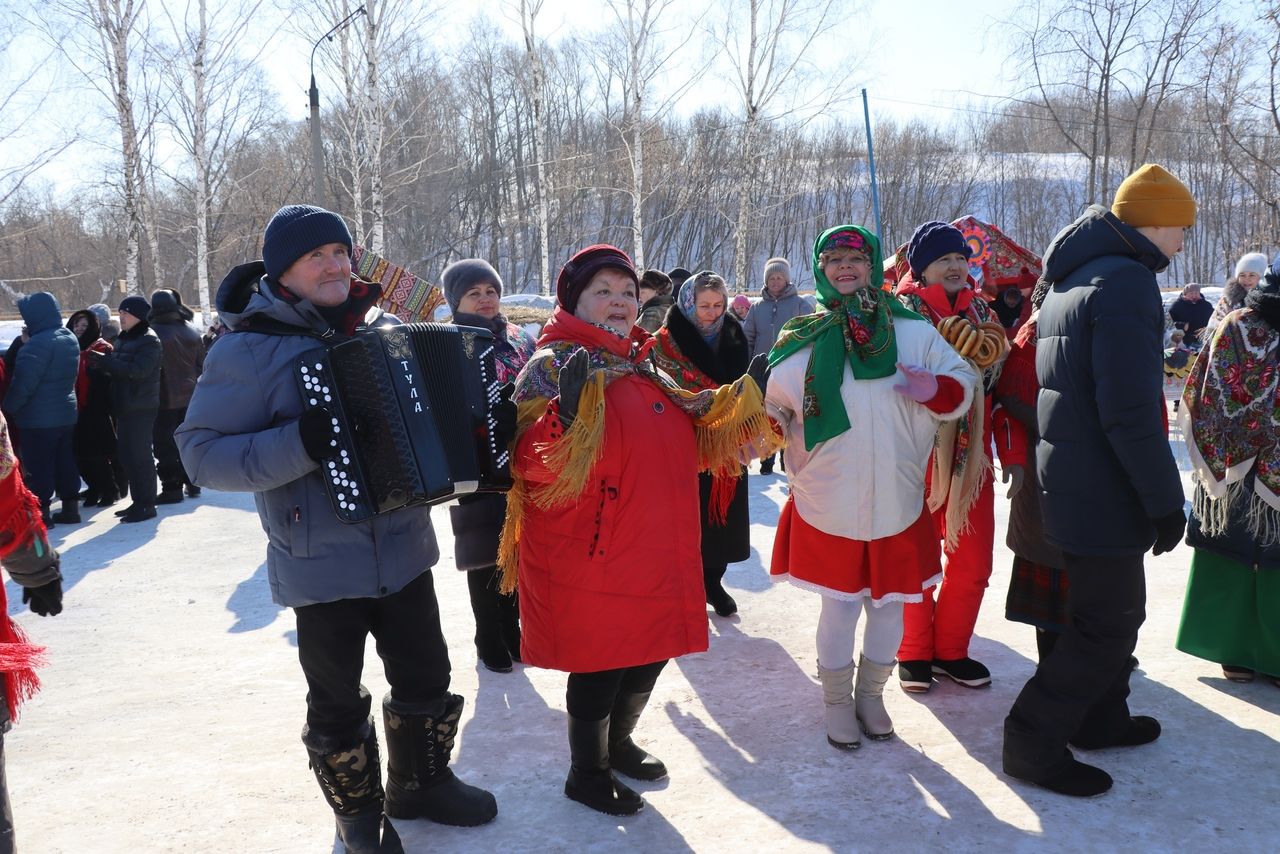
441,259,503,313
906,221,971,278
667,267,692,289
261,205,353,282
119,295,151,321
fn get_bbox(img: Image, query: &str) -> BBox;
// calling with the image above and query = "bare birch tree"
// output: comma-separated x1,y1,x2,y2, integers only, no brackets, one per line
713,0,856,290
43,0,158,295
516,0,552,294
155,0,271,326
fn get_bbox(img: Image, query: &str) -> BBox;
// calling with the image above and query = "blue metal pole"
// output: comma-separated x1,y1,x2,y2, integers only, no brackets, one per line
862,88,884,245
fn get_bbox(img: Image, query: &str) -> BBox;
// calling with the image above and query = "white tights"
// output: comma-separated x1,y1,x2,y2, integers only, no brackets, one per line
815,595,904,670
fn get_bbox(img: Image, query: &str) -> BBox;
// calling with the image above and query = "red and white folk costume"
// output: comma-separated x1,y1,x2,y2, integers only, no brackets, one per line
764,224,975,749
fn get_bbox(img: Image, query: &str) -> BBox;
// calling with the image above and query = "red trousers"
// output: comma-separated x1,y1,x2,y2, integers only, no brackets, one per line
898,472,995,661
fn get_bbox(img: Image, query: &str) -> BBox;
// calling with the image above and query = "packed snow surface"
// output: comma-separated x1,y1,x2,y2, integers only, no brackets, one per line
8,420,1278,852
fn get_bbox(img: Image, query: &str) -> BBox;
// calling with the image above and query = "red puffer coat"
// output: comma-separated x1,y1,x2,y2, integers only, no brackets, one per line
514,313,708,673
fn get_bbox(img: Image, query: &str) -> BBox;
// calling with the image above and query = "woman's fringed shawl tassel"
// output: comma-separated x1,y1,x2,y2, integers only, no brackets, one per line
0,466,48,720
928,390,991,552
497,376,606,593
498,369,781,592
692,375,780,524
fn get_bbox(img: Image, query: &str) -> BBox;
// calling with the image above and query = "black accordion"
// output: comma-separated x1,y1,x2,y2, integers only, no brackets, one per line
295,322,512,523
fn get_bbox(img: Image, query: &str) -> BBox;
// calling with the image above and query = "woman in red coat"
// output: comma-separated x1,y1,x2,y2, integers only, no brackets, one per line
500,245,778,817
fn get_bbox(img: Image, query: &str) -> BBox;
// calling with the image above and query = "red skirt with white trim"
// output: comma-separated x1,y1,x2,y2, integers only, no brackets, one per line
771,497,943,605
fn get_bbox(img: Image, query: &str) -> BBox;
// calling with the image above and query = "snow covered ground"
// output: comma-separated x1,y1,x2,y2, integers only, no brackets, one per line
8,425,1278,853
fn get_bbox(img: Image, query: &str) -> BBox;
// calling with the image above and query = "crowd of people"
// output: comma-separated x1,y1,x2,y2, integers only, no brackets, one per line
0,160,1275,852
0,288,208,527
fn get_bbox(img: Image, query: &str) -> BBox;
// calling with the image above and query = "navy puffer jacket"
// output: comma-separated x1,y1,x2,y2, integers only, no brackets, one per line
3,292,79,429
1035,206,1184,556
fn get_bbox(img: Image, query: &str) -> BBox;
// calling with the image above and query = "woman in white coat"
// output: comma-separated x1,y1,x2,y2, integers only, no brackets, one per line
765,224,976,750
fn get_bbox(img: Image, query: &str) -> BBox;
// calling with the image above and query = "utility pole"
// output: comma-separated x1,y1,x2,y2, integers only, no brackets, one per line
309,6,367,208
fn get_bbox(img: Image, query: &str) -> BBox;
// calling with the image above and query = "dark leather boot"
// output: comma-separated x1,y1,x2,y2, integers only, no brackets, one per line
565,714,643,815
1003,717,1112,797
303,718,404,854
703,564,737,617
382,693,497,826
52,499,81,524
608,691,667,781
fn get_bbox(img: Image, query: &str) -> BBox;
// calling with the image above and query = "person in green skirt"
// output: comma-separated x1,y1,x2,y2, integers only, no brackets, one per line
1177,254,1280,687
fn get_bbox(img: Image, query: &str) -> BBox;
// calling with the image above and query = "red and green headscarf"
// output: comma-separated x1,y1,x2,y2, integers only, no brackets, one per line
767,224,922,450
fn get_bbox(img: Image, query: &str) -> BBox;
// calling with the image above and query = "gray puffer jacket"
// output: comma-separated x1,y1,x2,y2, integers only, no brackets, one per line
175,261,440,607
741,282,815,358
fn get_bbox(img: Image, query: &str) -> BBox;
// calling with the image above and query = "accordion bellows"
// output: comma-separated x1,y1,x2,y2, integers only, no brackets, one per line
296,323,512,522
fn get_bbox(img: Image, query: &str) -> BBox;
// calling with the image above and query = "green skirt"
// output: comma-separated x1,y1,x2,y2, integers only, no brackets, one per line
1176,549,1280,675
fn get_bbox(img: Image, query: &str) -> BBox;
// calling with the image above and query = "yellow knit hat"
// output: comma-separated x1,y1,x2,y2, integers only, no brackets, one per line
1111,164,1196,228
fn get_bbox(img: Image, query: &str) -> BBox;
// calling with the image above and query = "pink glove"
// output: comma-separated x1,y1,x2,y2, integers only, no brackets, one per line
893,363,938,403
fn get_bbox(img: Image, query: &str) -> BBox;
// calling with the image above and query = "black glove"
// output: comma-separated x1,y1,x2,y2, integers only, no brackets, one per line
747,353,770,398
557,349,590,430
299,406,340,462
1152,508,1187,556
493,382,517,449
23,579,63,617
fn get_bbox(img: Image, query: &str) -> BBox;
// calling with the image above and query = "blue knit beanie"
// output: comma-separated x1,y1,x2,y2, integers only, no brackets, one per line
261,205,353,282
906,221,971,278
441,259,503,313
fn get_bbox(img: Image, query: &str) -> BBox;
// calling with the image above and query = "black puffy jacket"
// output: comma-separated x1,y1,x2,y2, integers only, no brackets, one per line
97,321,163,414
1035,206,1184,556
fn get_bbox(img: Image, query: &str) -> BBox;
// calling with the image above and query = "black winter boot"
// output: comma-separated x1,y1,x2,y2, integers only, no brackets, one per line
565,715,643,816
52,499,81,524
40,499,53,528
608,691,667,781
703,563,737,617
1003,717,1112,797
155,488,185,505
303,718,404,854
382,693,497,826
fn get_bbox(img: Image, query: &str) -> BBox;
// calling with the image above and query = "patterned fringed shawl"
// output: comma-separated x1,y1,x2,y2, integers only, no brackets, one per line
498,308,782,591
1181,307,1280,545
898,280,999,551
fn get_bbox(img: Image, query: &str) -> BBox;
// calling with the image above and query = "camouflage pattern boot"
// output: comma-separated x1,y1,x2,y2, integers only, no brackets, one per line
382,693,498,827
303,717,404,854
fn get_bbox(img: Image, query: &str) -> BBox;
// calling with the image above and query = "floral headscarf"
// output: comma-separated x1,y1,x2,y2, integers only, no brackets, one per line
677,271,728,343
767,225,922,450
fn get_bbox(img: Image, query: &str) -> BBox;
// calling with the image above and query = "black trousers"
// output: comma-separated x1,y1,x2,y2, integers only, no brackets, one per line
116,409,158,507
566,660,668,722
465,566,520,654
1006,552,1146,759
294,570,451,741
153,406,193,491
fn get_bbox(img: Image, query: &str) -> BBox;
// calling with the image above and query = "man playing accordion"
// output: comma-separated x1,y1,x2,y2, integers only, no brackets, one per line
177,205,500,852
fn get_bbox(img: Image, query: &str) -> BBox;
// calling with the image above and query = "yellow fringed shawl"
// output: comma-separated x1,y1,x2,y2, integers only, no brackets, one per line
497,310,781,592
